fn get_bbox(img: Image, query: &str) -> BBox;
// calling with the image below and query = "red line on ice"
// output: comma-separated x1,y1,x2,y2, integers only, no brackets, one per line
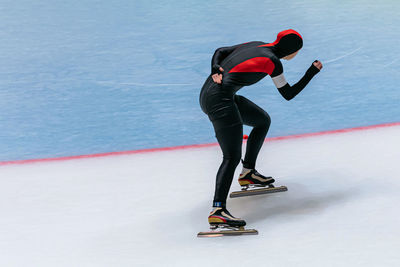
1,122,399,166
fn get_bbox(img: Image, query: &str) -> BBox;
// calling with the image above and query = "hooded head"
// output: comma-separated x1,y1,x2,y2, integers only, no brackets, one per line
268,29,303,58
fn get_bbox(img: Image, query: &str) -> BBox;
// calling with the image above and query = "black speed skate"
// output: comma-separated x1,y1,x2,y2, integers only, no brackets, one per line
230,169,288,198
238,169,275,188
208,207,246,228
197,207,257,237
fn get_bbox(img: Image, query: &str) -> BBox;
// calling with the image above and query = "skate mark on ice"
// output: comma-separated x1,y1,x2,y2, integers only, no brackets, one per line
382,58,399,68
324,47,362,64
96,81,193,86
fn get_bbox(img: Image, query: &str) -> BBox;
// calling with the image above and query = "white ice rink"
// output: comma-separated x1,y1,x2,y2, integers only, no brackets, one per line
1,125,400,267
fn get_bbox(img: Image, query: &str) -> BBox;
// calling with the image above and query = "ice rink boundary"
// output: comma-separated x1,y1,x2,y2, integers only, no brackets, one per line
1,121,399,166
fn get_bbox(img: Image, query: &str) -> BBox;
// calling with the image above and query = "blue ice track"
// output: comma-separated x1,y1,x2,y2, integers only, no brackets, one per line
0,0,399,161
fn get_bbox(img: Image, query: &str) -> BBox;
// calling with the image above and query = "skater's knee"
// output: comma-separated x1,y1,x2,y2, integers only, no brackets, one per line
223,151,242,166
264,112,271,128
256,112,271,130
231,153,242,165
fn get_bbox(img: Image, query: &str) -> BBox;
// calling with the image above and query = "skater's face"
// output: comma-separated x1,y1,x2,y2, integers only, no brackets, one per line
282,50,299,60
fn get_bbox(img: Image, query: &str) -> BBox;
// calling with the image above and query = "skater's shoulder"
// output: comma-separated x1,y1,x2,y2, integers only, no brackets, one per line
236,41,265,49
266,50,280,61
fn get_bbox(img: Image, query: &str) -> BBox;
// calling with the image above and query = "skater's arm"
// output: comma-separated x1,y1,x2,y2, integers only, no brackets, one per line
271,61,322,101
211,44,242,75
210,44,242,84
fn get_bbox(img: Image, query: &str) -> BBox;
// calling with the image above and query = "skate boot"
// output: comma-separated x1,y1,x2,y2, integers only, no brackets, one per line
198,206,256,237
230,168,287,198
238,169,275,189
208,207,246,229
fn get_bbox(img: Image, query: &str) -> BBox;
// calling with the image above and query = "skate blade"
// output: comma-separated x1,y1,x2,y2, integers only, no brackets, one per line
229,185,288,198
197,227,258,237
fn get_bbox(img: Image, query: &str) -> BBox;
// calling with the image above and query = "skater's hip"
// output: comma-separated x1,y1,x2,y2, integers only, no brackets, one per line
199,76,241,114
199,87,242,131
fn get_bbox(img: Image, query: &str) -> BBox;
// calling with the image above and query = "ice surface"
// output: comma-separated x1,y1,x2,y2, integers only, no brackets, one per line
1,126,399,266
1,0,400,161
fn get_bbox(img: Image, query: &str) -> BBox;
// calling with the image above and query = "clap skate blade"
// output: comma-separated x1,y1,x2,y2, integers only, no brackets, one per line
197,225,258,237
230,183,288,198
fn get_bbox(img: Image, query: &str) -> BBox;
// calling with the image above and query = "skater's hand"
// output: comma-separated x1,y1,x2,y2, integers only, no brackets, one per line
212,67,224,84
313,60,323,70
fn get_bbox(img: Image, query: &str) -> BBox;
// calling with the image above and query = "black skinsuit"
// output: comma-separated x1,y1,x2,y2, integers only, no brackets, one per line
199,30,320,206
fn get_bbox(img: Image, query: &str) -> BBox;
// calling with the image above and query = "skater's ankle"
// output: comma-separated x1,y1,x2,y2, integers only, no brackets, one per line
241,159,255,171
212,201,226,209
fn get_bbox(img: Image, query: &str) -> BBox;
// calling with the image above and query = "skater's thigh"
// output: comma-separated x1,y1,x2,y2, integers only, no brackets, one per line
215,124,243,159
234,95,270,128
207,95,243,132
201,83,243,132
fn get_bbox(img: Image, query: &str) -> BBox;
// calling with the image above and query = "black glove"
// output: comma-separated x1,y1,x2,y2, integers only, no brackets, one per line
306,60,321,77
211,64,224,75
